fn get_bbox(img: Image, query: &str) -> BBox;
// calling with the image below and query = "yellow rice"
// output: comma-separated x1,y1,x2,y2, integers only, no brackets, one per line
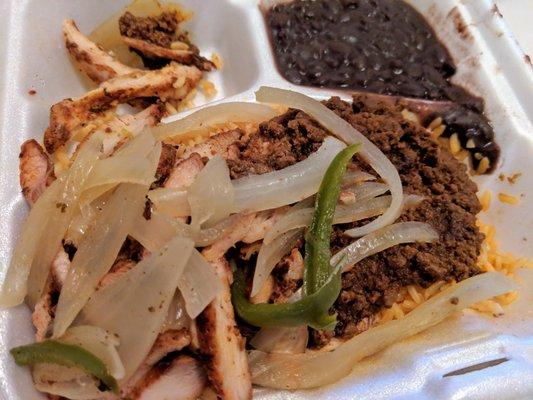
377,209,532,324
498,192,520,205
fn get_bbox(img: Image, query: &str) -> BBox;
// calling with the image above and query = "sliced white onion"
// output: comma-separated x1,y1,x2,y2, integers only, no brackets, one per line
78,183,116,210
130,211,243,251
152,102,279,141
263,195,391,245
53,143,160,337
249,271,517,389
130,212,187,253
341,182,389,203
161,292,191,332
66,194,111,246
80,130,157,208
113,128,155,158
332,222,439,273
148,188,191,218
250,326,308,354
233,136,346,213
188,155,234,230
26,133,103,308
341,170,376,187
251,229,303,297
193,213,247,247
53,183,152,338
256,87,403,236
78,236,194,381
83,156,154,190
60,325,125,380
178,250,223,319
0,176,64,307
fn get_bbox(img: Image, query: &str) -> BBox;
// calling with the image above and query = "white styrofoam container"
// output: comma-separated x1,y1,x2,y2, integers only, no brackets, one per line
0,0,531,399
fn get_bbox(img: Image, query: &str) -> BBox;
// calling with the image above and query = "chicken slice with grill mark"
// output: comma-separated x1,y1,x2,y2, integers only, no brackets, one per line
44,62,202,153
182,130,242,160
19,142,70,340
164,152,204,189
63,19,135,83
123,328,192,397
241,207,288,244
202,213,256,262
103,103,167,156
196,257,252,400
32,294,53,342
19,140,55,206
50,248,71,289
122,36,216,72
32,248,71,341
131,356,207,400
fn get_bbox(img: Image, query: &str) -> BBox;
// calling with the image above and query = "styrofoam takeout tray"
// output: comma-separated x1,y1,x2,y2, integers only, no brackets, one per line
0,0,532,398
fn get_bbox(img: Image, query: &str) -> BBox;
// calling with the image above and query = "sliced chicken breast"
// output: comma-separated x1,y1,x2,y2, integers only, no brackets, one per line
196,257,252,400
63,19,135,83
123,329,192,397
132,356,207,400
241,208,288,244
182,130,242,160
44,63,202,153
32,294,53,342
50,248,71,289
19,140,55,206
202,213,256,262
122,36,216,72
164,153,204,189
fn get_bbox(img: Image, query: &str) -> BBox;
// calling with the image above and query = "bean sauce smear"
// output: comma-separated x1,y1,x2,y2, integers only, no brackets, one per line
265,0,499,171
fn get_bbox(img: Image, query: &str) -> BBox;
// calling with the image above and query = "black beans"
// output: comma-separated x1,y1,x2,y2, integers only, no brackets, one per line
267,0,457,98
265,0,499,172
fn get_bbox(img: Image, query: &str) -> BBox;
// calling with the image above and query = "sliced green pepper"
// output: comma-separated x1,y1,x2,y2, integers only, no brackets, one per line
231,143,360,329
10,340,118,394
304,143,361,295
232,266,340,330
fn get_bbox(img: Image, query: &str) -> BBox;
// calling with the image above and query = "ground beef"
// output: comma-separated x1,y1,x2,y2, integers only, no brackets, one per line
231,97,483,347
119,11,179,48
227,109,327,178
308,97,483,346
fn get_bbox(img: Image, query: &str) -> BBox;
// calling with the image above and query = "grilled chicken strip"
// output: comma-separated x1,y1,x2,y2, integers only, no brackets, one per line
32,248,71,341
182,130,242,160
19,140,55,206
131,356,207,400
241,208,288,244
44,62,202,153
103,103,167,155
123,329,192,397
122,36,216,72
63,19,135,83
196,257,252,400
202,213,256,262
32,294,53,342
164,152,204,189
50,248,71,289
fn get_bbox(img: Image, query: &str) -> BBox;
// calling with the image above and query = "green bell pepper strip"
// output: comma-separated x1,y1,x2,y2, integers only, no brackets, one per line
232,265,341,330
304,143,361,295
10,340,118,394
231,143,360,329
